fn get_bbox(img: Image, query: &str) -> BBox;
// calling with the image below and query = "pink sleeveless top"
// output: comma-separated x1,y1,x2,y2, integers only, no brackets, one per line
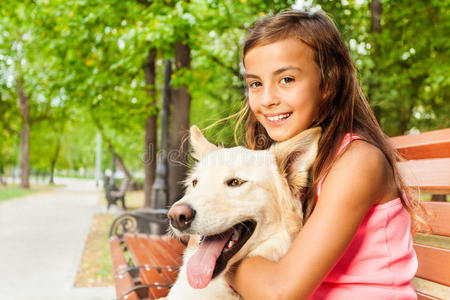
310,134,418,299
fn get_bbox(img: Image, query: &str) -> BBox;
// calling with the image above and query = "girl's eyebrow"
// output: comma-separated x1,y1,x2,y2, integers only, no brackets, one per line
273,66,303,75
244,66,302,79
244,73,260,79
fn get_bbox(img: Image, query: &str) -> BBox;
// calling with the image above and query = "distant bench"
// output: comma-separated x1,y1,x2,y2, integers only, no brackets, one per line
105,176,130,210
109,128,450,300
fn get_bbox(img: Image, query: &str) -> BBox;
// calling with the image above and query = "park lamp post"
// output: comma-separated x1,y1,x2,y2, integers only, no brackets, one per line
149,59,172,234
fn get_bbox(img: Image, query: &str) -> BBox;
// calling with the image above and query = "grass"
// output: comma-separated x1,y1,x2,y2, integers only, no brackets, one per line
0,187,35,201
122,190,146,210
414,233,450,248
74,213,116,287
0,184,60,202
75,190,146,287
97,189,146,210
412,277,450,299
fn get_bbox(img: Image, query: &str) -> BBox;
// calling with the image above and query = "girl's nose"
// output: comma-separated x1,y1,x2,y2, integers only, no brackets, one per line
261,85,280,107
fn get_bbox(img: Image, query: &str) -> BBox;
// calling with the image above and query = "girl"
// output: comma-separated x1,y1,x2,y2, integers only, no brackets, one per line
228,9,421,300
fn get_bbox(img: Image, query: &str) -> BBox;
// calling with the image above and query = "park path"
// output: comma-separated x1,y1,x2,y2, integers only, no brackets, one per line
0,178,116,300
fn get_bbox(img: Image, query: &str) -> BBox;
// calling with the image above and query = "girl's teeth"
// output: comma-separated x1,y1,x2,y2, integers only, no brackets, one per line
267,113,290,122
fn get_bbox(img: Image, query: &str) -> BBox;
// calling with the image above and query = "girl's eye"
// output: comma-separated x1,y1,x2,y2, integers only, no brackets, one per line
226,178,247,187
280,77,294,84
248,81,262,89
192,179,198,187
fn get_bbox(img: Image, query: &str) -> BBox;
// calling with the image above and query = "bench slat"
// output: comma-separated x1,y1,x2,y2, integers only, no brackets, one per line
139,235,181,284
155,236,186,262
419,202,450,237
149,236,185,266
397,158,450,193
124,233,171,299
414,243,450,287
390,128,450,160
109,236,140,300
162,235,186,256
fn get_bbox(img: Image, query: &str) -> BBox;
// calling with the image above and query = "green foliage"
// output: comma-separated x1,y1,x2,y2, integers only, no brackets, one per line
314,0,449,135
0,0,448,177
370,0,449,134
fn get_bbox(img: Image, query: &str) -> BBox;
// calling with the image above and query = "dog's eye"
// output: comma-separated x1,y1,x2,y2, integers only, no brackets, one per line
192,179,198,187
226,178,246,187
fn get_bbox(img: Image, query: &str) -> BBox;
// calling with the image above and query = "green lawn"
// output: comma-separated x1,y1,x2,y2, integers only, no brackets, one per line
0,186,37,201
0,184,62,202
75,190,147,287
75,213,115,287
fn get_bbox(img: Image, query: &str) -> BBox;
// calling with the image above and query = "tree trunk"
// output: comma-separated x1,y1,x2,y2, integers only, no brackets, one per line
369,0,383,123
49,138,61,184
17,78,30,189
144,49,157,208
114,153,133,181
0,165,5,185
168,41,191,206
91,115,137,189
370,0,382,34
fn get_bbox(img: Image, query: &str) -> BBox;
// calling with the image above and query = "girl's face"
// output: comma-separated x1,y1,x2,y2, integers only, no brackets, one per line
244,38,322,142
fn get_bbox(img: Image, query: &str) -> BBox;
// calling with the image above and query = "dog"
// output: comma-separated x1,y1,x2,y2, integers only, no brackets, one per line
164,125,321,299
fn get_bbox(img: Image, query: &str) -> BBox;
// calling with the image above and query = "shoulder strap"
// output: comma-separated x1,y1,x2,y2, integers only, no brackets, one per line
316,133,363,201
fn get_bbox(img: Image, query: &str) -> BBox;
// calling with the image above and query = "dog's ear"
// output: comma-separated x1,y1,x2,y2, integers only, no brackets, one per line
271,127,321,196
190,125,219,160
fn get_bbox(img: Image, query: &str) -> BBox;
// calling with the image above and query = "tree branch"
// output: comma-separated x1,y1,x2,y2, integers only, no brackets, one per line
206,52,242,79
135,0,152,6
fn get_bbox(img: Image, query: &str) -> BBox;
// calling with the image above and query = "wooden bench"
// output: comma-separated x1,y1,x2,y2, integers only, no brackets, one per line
390,128,450,299
109,128,450,300
106,176,131,210
109,209,185,299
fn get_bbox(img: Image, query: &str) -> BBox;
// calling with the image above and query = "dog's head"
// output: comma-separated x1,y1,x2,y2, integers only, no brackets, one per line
168,125,321,289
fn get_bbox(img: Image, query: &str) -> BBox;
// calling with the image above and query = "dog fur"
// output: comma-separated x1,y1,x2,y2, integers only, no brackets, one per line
164,125,321,300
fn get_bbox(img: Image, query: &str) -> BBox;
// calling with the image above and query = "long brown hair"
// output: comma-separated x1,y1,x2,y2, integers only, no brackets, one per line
237,9,425,228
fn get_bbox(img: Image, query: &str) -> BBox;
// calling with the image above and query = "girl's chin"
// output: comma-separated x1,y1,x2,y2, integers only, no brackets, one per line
266,130,294,142
266,125,310,142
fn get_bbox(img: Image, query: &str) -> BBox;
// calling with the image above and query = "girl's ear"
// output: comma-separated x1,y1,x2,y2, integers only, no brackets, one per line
190,125,219,160
270,127,322,196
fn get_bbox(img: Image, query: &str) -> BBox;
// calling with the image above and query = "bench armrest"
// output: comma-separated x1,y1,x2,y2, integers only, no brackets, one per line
109,209,169,239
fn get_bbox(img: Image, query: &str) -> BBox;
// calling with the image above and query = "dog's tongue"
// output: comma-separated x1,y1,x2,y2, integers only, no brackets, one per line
187,230,232,289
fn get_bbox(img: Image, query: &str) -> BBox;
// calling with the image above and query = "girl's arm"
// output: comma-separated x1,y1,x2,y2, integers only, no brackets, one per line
229,140,398,300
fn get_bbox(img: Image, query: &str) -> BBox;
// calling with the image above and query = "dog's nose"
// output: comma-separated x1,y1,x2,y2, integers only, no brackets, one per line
168,203,196,231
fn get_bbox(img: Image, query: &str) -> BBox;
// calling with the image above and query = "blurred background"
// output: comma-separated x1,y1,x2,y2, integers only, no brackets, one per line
0,0,448,297
1,0,449,199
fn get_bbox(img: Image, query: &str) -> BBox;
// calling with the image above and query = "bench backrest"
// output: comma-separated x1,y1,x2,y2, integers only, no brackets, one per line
390,128,450,299
118,176,130,193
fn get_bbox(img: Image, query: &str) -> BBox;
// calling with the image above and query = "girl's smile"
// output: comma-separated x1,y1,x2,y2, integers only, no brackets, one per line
244,38,322,142
264,112,293,127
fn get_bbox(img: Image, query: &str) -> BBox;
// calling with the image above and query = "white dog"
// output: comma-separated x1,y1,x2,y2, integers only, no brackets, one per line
164,125,321,300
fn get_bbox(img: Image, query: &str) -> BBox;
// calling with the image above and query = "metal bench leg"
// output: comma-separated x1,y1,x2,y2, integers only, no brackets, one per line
120,195,127,210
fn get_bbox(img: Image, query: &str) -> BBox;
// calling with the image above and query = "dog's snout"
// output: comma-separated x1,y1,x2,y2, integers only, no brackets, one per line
168,203,196,231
